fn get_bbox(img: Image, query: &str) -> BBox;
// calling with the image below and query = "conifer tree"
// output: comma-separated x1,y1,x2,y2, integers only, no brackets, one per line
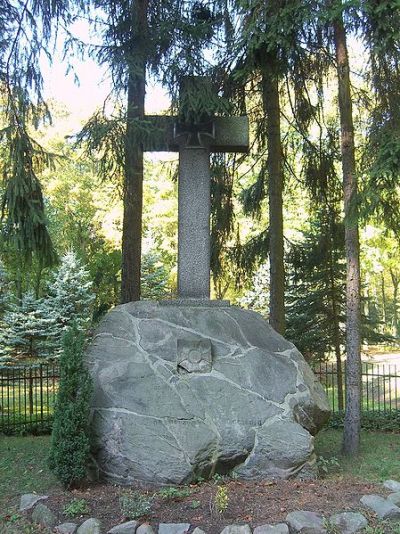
0,0,79,266
48,323,92,488
1,291,52,361
44,251,95,356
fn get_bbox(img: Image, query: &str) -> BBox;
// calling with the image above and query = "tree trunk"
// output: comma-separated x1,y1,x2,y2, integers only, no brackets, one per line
261,55,285,335
381,272,387,327
333,9,362,456
329,246,344,411
120,0,148,304
390,269,399,337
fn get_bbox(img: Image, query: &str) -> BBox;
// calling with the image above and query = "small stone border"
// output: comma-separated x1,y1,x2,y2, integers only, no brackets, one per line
19,479,400,534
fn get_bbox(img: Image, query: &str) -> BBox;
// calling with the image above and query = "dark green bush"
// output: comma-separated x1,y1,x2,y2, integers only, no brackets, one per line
48,324,92,488
328,410,400,432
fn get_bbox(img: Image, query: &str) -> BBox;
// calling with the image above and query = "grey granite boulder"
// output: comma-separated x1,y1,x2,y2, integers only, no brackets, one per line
388,492,400,506
192,529,206,534
137,526,155,534
19,493,48,512
31,503,57,530
329,512,368,534
254,524,289,534
360,495,400,520
108,520,140,533
383,480,400,492
87,302,330,484
158,524,191,534
286,511,326,534
55,523,78,534
77,518,101,534
220,526,252,534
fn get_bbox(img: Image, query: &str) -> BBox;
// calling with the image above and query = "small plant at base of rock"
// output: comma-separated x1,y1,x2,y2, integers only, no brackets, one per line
317,455,340,477
158,487,191,500
63,498,90,518
190,499,201,509
323,519,340,534
119,490,152,519
214,485,229,514
364,525,386,534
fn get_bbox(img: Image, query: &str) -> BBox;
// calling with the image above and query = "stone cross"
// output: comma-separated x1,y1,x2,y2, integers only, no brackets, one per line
144,77,249,299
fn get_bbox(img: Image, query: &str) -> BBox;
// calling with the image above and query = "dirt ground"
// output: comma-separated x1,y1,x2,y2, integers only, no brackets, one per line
40,477,387,533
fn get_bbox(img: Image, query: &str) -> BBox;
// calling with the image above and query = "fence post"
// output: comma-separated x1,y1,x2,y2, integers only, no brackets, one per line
40,364,44,424
28,368,34,416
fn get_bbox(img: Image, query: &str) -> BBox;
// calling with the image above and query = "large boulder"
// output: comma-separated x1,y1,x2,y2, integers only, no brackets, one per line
86,302,330,485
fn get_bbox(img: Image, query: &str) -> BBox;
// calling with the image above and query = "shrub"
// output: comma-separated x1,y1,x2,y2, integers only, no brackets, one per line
328,410,400,432
48,323,92,488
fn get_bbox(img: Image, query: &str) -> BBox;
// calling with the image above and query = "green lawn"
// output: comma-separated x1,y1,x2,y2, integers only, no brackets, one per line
0,435,59,508
315,429,400,481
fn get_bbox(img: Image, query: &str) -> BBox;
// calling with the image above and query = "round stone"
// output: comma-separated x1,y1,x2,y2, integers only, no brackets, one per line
87,302,330,485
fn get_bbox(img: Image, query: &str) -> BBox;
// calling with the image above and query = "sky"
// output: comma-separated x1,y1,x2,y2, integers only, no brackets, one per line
41,19,171,123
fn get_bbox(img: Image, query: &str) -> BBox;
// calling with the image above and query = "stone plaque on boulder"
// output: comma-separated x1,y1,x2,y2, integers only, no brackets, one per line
177,338,212,373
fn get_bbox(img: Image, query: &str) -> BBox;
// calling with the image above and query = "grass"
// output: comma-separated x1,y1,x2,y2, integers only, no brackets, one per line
0,383,58,435
0,435,59,509
315,429,400,481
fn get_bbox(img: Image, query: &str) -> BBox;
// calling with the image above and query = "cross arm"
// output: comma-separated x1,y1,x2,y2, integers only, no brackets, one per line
143,115,249,153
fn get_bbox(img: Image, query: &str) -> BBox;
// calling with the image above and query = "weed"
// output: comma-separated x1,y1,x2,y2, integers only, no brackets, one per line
364,525,386,534
214,485,229,514
317,456,340,477
63,498,90,518
190,499,201,509
158,487,191,500
212,473,225,484
119,490,152,519
323,519,340,534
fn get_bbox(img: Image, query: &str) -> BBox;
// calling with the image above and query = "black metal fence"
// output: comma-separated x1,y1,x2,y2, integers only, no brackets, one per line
313,361,400,413
1,360,400,434
0,363,59,434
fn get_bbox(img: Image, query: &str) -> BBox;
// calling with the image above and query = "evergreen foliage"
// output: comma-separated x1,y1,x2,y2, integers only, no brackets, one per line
0,291,52,361
238,262,270,317
44,251,95,355
48,323,92,488
0,261,10,317
141,252,170,299
286,213,346,362
0,0,78,265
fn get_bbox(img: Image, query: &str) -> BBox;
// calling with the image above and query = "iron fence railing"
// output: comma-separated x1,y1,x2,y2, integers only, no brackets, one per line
313,361,400,413
0,363,59,434
1,360,399,434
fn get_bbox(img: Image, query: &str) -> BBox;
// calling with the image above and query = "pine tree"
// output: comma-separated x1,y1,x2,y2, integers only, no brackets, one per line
1,0,79,266
48,323,92,488
330,0,362,456
1,291,52,361
0,262,10,318
286,210,346,409
238,262,270,317
141,251,170,299
44,251,95,356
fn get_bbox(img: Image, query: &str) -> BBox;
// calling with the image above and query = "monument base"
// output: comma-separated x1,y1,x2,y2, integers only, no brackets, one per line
86,301,330,485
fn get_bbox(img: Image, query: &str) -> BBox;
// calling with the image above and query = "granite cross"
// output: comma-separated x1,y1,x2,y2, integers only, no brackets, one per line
144,77,249,299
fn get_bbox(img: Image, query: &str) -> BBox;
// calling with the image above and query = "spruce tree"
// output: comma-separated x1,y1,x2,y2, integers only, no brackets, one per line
48,323,92,488
1,291,52,361
141,251,170,299
44,251,95,356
